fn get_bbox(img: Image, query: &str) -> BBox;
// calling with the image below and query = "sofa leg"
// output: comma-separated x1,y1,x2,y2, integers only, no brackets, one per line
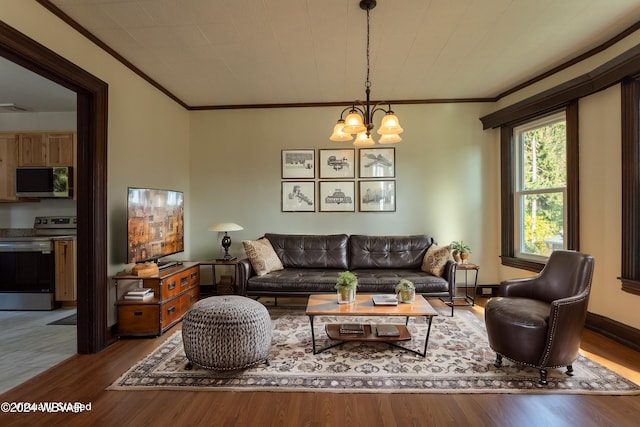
566,365,574,376
494,353,503,368
539,369,548,385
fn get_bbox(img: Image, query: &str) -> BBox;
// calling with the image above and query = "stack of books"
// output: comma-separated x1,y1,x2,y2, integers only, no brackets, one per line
372,294,398,306
376,325,400,337
339,323,364,335
123,288,155,301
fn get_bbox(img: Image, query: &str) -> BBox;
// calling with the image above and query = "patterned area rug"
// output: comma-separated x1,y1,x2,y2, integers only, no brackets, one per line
108,306,640,394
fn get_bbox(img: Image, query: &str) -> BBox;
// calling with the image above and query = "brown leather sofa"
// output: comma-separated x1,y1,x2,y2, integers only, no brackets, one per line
237,234,456,313
484,250,595,384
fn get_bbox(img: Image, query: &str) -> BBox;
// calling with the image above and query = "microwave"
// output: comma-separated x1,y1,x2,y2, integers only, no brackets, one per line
15,166,73,198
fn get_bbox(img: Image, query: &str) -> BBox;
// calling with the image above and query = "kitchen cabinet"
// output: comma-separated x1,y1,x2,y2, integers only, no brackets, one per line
19,132,75,167
0,133,19,201
18,133,47,166
46,132,75,166
55,239,77,302
0,131,76,202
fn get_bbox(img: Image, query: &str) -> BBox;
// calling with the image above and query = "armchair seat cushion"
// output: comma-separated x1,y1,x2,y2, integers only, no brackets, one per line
485,297,552,366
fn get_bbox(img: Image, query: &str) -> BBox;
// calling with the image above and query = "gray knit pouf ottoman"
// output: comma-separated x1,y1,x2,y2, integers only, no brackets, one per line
182,295,272,370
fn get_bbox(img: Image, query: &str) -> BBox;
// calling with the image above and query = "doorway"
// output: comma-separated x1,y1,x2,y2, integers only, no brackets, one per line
0,21,108,353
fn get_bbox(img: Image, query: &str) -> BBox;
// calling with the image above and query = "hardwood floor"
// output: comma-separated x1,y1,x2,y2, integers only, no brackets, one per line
0,298,638,427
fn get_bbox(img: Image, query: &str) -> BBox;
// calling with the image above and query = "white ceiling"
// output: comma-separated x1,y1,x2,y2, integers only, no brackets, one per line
3,0,640,112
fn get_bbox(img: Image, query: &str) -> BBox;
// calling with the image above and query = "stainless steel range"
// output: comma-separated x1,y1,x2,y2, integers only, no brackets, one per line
0,216,77,310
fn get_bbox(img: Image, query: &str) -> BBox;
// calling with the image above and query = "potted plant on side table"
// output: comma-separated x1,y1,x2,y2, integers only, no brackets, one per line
395,279,415,303
336,271,358,304
451,240,472,264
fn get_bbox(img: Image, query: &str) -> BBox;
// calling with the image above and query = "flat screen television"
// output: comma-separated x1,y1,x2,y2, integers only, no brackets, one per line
127,187,184,265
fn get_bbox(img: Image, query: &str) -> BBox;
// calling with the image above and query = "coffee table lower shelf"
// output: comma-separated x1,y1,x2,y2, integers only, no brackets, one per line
325,323,411,341
314,322,431,357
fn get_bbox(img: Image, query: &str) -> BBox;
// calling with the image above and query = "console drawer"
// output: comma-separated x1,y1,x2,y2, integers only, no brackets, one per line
117,305,160,336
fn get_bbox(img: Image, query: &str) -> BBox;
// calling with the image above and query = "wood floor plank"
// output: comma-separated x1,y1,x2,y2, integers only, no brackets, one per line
1,302,639,426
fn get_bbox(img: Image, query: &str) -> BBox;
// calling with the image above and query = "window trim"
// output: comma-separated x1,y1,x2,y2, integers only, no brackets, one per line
620,77,640,296
500,102,579,272
513,111,568,261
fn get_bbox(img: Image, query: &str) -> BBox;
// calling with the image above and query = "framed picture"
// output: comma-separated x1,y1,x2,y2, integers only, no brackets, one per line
359,180,396,212
282,149,315,179
359,147,395,178
319,181,355,212
281,181,315,212
319,149,355,179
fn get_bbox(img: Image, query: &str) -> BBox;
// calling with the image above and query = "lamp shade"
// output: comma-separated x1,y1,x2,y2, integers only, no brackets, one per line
329,120,354,142
377,112,404,135
353,132,375,146
342,111,366,134
378,133,402,144
208,223,244,232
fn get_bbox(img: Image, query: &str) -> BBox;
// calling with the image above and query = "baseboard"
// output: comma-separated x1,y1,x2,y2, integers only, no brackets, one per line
585,312,640,352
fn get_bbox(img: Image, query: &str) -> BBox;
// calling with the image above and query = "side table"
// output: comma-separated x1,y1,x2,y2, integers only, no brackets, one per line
199,259,240,296
454,264,480,306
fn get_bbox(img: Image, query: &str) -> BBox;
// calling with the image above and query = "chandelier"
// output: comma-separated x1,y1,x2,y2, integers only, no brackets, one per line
329,0,403,146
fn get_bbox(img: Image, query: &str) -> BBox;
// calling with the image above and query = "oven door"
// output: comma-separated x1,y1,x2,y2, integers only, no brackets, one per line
0,245,55,310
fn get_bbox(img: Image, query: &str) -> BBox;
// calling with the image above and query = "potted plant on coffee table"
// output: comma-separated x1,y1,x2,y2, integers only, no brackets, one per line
395,279,415,303
451,240,471,264
335,271,358,304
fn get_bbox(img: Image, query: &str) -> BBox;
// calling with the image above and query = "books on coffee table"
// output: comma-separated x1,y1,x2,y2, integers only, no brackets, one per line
372,294,398,306
339,323,365,334
376,324,401,337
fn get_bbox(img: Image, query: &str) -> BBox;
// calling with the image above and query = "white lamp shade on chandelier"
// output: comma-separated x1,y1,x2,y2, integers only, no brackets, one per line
329,0,404,146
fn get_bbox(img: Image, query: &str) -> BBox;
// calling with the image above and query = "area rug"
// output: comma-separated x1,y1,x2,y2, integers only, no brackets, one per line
108,306,640,394
47,313,77,325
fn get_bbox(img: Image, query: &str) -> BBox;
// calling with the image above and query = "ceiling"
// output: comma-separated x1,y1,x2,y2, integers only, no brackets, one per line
3,0,640,113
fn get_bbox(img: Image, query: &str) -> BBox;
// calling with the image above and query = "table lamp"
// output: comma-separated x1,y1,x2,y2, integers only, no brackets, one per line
208,222,244,261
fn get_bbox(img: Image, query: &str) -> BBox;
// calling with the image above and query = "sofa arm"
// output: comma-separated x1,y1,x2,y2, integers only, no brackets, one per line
236,258,252,296
441,260,457,298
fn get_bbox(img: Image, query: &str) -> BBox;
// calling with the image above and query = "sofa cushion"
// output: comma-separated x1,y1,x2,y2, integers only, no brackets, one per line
264,233,349,269
246,268,449,295
349,235,433,270
352,269,450,294
421,244,452,277
242,238,284,276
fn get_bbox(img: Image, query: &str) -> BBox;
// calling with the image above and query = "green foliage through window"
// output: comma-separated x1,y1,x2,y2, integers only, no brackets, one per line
516,114,566,257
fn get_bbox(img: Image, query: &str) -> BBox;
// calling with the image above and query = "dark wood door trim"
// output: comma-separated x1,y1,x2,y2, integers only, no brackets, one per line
0,21,109,354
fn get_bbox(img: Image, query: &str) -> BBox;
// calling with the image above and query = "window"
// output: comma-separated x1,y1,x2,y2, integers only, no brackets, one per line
514,112,566,260
498,102,578,272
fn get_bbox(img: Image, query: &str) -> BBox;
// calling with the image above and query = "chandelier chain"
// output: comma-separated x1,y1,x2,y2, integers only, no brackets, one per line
365,7,371,89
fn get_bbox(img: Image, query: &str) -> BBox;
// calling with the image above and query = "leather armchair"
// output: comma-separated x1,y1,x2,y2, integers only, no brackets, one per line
484,250,594,385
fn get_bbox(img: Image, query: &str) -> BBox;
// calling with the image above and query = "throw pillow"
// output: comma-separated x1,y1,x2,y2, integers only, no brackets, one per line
242,238,284,276
422,244,452,277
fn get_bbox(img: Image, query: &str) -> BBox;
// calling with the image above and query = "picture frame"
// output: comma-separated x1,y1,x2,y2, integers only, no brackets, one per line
319,149,355,179
281,181,315,212
359,180,396,212
282,149,315,179
359,147,395,178
319,181,355,212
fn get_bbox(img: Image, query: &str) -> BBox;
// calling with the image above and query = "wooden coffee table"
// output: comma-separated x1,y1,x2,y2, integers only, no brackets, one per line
305,293,438,357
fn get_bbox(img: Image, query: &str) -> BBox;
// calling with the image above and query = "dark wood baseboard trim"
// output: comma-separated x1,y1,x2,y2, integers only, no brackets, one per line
585,312,640,352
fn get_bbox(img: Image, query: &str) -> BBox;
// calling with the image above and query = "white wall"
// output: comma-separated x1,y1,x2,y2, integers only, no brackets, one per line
189,103,500,281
